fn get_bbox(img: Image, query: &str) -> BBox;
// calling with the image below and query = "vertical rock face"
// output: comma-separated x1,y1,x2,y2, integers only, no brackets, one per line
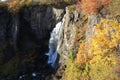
18,6,65,51
0,4,84,80
53,6,81,79
0,5,65,79
0,7,15,63
0,4,77,79
18,6,54,51
61,7,80,60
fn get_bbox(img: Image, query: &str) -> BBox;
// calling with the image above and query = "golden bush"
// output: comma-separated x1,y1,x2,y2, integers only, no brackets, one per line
62,54,80,80
74,19,120,80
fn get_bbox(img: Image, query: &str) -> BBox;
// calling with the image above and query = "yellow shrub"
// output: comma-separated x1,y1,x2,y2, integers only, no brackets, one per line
89,54,118,80
88,19,120,80
62,56,80,80
89,19,120,56
74,19,120,80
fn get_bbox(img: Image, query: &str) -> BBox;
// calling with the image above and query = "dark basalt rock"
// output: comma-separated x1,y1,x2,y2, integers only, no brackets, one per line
0,5,65,80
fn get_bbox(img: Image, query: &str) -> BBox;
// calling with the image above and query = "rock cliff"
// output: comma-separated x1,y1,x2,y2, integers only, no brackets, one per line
0,0,119,80
0,5,66,79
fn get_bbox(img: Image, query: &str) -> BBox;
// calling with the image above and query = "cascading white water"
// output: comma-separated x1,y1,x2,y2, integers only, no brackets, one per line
46,17,65,68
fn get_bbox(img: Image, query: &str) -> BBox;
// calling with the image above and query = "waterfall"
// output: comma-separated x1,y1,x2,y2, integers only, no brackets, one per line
12,15,19,49
46,17,65,68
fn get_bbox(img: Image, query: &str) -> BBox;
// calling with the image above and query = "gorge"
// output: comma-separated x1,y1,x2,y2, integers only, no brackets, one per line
0,0,120,80
0,5,66,79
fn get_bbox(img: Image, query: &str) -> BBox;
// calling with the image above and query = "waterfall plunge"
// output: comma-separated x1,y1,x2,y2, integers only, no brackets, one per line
46,17,65,68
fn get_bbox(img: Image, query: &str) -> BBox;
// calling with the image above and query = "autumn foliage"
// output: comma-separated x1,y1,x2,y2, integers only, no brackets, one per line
6,0,32,12
76,0,110,15
74,19,120,80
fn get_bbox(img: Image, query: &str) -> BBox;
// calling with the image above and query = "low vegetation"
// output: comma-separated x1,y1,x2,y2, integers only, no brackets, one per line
62,0,120,79
62,19,120,80
0,0,76,12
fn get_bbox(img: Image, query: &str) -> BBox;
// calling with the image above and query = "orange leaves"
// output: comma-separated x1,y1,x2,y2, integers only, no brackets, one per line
79,0,110,15
75,42,87,65
100,0,110,5
81,0,97,14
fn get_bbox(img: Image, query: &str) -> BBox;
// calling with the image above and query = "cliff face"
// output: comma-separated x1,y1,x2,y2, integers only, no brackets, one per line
0,1,119,80
18,6,56,51
0,5,66,79
0,3,82,79
52,6,81,79
0,7,14,63
60,7,78,56
0,2,81,78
